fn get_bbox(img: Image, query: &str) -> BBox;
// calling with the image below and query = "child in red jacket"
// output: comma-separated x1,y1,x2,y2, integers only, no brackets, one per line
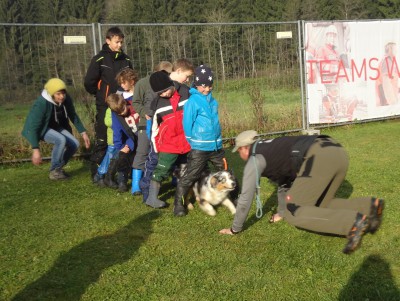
145,70,191,209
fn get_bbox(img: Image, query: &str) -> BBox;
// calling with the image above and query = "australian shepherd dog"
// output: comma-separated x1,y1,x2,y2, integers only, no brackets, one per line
193,170,238,216
174,166,238,216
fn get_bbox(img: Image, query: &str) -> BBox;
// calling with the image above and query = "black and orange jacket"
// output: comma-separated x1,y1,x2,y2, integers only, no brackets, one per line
84,43,132,107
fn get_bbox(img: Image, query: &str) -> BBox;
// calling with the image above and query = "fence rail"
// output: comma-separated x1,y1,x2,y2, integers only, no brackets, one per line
0,21,316,162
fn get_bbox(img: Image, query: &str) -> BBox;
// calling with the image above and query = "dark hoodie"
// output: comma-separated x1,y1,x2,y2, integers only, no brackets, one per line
84,43,132,107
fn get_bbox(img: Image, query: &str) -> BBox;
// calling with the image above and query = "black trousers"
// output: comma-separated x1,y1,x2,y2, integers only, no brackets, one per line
178,149,227,190
90,105,108,175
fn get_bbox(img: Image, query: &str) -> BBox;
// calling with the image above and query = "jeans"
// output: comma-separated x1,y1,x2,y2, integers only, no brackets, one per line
43,128,79,171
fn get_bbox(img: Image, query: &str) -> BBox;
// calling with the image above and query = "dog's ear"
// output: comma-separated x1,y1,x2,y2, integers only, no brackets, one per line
210,175,218,188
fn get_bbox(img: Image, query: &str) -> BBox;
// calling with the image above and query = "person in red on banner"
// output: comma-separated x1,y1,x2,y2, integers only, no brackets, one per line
376,41,399,106
316,25,340,83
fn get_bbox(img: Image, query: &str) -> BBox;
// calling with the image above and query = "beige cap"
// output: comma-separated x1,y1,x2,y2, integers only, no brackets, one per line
232,130,258,152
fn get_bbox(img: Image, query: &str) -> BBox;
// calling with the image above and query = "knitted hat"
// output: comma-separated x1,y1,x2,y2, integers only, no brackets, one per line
194,65,213,87
232,130,258,152
149,70,174,94
44,78,67,96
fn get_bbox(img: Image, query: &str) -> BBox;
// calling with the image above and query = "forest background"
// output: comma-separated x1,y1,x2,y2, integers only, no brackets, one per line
1,0,400,24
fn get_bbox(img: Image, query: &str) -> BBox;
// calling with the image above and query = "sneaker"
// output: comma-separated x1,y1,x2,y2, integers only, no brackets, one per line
60,168,70,178
49,168,68,180
369,198,384,234
342,213,369,255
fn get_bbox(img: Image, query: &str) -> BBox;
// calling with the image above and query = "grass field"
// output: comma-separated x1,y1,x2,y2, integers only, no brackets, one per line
1,120,399,300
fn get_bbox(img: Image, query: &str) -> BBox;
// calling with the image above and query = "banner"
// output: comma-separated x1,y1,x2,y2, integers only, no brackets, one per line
305,21,400,124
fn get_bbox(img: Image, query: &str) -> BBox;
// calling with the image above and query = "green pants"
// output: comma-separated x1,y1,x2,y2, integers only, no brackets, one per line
152,152,186,183
284,137,372,236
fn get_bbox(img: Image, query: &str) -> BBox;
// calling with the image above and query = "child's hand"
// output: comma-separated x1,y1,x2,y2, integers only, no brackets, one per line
31,149,42,166
81,132,91,149
121,145,130,153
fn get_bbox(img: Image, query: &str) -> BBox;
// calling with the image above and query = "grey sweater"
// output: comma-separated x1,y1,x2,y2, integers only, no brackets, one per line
231,154,267,233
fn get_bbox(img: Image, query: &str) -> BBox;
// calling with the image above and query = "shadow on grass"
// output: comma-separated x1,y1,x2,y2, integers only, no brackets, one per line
338,254,400,300
12,211,160,301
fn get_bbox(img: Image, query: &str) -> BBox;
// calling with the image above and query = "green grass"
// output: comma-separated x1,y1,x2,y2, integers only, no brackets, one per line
1,120,400,300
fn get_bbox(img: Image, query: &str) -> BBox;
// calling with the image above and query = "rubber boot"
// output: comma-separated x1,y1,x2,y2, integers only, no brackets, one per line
117,172,129,193
104,159,118,189
145,180,167,209
131,169,143,196
173,185,189,217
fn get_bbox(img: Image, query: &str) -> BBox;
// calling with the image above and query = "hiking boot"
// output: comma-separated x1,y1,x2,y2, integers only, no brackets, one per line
342,213,369,255
61,168,70,178
49,168,68,180
368,198,384,234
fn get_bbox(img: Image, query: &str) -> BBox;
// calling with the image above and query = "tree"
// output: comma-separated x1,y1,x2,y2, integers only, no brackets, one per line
203,10,232,83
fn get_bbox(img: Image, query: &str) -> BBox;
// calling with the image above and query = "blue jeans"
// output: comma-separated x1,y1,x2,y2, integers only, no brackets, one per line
43,128,79,171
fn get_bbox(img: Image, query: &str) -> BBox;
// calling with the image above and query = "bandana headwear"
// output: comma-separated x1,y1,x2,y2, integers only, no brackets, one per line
194,65,213,87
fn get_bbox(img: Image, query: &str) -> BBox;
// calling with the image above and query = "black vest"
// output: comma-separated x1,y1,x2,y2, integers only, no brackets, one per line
250,135,323,186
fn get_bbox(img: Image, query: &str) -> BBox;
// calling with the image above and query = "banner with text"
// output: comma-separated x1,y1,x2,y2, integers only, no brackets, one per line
305,20,400,124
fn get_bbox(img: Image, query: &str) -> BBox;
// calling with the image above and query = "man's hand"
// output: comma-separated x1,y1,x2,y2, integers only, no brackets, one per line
219,228,235,235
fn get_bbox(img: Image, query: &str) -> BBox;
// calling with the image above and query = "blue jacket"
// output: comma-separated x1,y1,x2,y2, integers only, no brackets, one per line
183,87,223,151
111,111,136,151
111,93,138,151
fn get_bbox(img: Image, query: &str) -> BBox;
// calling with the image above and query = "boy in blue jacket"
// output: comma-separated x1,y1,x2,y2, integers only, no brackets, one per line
106,93,139,192
173,65,228,217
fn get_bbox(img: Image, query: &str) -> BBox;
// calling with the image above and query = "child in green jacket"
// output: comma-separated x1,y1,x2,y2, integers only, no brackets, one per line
22,78,90,180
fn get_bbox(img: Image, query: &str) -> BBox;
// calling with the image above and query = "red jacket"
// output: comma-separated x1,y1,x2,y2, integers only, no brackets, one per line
151,85,191,154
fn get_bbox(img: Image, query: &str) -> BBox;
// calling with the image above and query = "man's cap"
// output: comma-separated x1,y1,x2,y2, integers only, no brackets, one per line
149,70,174,94
44,78,67,96
232,130,258,152
194,65,213,87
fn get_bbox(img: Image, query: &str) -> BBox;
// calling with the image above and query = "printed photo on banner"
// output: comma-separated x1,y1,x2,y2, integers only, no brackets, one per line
305,21,400,124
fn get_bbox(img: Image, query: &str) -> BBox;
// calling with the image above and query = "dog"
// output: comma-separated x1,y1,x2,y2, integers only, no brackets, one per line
173,165,238,216
193,170,238,216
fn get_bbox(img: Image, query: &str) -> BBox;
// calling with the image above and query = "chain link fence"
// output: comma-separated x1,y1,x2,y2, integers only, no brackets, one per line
0,22,303,162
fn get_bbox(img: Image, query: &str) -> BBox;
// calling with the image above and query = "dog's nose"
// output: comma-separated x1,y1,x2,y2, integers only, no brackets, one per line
232,182,236,187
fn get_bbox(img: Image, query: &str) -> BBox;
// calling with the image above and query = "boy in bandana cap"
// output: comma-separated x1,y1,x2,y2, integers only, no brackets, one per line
22,78,91,180
173,65,228,217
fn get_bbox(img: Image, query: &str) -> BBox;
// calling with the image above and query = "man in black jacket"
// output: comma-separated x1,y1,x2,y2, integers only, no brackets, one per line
84,26,133,180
